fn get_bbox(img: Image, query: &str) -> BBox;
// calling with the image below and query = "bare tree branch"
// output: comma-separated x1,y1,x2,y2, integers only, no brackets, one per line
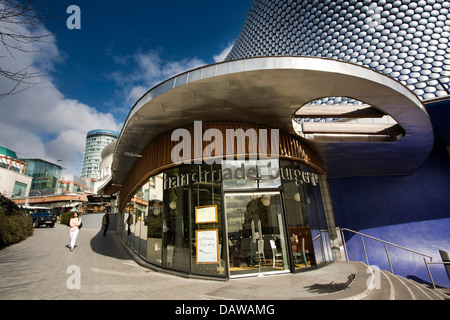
0,0,54,97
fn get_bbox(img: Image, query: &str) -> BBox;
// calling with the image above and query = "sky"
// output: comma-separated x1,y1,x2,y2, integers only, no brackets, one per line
0,0,253,176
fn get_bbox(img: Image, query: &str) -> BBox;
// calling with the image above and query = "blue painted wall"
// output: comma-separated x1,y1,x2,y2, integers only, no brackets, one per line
328,98,450,288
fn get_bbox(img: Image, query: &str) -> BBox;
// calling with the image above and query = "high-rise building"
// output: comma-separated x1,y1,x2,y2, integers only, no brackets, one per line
80,129,119,179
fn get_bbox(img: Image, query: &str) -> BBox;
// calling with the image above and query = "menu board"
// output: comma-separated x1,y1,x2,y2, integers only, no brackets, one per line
196,229,219,264
195,205,218,224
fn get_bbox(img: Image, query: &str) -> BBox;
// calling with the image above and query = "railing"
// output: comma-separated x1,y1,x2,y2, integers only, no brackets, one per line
337,227,447,289
422,262,450,289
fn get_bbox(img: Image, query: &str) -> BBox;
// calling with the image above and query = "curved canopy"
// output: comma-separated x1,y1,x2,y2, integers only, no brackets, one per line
112,56,433,182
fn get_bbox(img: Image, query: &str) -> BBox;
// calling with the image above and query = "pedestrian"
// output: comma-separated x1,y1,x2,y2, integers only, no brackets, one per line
102,212,111,236
69,212,82,251
126,213,133,235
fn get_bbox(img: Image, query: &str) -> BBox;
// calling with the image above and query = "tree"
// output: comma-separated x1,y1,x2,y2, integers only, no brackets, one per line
0,0,53,97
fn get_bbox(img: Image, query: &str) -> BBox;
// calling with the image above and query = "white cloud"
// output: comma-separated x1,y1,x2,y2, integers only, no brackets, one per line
128,85,148,104
111,49,207,107
213,43,234,63
0,12,121,176
0,3,237,179
112,43,235,109
0,78,121,175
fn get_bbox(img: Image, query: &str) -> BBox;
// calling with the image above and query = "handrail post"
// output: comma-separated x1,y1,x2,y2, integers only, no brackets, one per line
320,231,326,263
340,229,349,261
424,257,436,290
384,244,394,274
319,233,325,264
361,236,369,265
323,231,331,262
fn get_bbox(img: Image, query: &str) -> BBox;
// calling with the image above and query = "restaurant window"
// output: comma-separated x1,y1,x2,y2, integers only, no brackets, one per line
190,163,225,277
162,166,190,272
281,159,321,271
12,181,27,197
147,174,163,266
122,185,147,256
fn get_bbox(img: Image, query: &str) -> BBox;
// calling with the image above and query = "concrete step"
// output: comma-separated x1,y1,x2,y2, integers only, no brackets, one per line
380,270,414,300
361,267,448,300
361,267,394,300
391,273,448,300
305,262,447,300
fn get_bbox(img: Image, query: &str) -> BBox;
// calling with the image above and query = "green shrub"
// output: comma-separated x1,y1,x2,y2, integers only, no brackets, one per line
0,192,34,249
0,209,33,249
60,211,73,226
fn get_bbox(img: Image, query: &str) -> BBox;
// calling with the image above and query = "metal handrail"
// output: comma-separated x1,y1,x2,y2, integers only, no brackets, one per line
337,227,441,289
422,262,450,289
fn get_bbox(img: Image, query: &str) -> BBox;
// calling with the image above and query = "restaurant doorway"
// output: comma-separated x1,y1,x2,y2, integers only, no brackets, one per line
225,192,289,278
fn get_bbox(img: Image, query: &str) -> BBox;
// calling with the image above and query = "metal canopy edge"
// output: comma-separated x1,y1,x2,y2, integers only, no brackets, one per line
112,56,433,184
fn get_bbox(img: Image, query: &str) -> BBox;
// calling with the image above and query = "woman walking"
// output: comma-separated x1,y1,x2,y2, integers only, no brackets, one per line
69,212,82,251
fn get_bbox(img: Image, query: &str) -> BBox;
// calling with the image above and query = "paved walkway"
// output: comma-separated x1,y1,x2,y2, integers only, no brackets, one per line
0,223,445,304
0,223,363,301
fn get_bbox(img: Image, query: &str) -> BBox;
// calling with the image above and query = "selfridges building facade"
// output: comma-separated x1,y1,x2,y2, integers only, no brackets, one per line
111,0,450,285
226,0,450,100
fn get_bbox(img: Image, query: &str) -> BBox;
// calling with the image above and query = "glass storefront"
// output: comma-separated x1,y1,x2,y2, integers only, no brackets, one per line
225,191,289,277
21,159,62,196
121,158,331,279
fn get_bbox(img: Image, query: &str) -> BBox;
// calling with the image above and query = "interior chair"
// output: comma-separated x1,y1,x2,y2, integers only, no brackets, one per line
292,238,309,268
256,239,266,263
270,239,283,268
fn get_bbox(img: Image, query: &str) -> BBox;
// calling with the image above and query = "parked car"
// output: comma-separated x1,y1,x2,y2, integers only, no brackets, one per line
24,206,57,228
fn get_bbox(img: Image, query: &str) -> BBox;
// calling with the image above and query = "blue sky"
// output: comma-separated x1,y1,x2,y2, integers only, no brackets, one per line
0,0,252,175
41,1,252,113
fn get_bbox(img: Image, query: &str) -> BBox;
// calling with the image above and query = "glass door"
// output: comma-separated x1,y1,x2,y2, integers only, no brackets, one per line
225,192,289,277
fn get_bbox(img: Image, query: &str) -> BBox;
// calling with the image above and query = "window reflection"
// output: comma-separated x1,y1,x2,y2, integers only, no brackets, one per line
147,174,163,266
280,160,317,270
162,166,190,272
226,192,289,277
190,163,224,276
123,200,135,248
123,181,151,257
222,159,281,190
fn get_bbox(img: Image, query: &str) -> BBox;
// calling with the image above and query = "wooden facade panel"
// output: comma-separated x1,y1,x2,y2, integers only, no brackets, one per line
115,123,324,211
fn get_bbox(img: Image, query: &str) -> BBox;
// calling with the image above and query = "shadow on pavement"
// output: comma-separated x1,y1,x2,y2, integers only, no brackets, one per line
89,229,131,260
304,274,355,294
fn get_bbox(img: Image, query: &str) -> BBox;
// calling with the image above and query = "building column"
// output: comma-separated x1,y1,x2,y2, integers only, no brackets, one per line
318,174,344,261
